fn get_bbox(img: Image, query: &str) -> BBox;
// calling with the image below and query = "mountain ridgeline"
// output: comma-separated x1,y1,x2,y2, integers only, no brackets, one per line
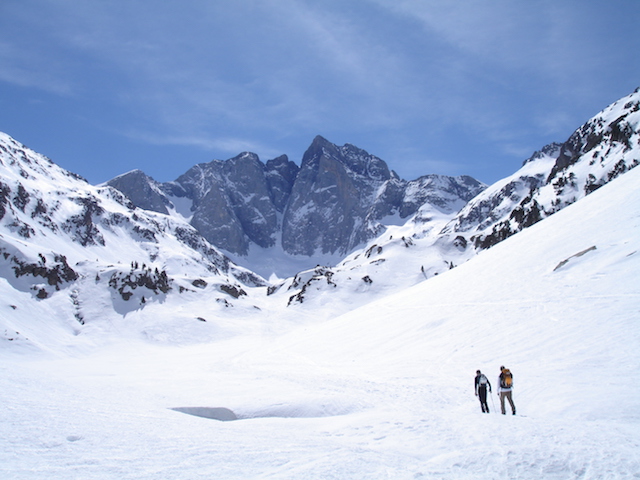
441,88,640,250
107,135,486,257
0,88,638,324
260,88,640,308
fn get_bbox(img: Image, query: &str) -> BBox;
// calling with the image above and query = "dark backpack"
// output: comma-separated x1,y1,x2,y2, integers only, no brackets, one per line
501,369,513,388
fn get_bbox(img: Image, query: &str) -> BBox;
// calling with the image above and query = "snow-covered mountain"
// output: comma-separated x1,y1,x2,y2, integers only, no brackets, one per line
107,135,485,276
1,88,639,332
1,138,638,479
276,88,640,310
443,88,640,249
0,131,266,325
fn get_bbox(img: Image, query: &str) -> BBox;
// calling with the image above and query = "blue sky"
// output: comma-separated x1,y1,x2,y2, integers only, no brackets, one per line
0,0,639,185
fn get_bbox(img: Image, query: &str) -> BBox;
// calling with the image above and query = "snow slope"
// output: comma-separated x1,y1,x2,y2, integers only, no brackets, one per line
1,148,638,479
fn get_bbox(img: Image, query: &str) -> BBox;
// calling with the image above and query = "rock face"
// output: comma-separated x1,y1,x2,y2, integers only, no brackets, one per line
178,152,281,255
106,169,171,215
282,136,394,256
107,153,300,256
266,154,299,212
108,135,485,258
281,136,485,255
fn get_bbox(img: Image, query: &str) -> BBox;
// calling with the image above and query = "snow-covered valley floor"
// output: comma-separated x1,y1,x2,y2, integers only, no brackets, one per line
1,167,640,479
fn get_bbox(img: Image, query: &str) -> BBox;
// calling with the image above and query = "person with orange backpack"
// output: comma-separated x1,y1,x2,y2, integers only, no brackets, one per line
497,366,516,415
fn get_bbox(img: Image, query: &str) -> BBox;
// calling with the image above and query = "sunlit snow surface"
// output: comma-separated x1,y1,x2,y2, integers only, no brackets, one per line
1,167,639,479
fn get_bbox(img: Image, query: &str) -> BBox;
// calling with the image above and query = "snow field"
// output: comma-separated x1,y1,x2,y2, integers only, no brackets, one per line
1,167,639,478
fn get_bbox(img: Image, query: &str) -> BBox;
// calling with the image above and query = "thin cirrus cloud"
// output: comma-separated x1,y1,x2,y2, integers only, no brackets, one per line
367,1,640,156
108,1,424,155
0,0,638,184
367,2,588,125
96,3,392,134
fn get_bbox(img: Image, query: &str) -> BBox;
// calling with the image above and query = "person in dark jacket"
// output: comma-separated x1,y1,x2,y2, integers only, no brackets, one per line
474,370,492,413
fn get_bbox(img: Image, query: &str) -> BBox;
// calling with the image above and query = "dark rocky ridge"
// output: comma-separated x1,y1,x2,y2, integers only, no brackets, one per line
108,135,485,257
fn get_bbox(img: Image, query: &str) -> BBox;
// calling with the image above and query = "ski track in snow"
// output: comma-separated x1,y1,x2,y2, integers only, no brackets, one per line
1,161,640,478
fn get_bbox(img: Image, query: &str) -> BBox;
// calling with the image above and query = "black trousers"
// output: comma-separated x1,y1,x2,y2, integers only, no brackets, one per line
478,385,490,413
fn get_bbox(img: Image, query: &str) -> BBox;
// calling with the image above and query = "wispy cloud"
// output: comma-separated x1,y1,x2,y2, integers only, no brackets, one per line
123,127,284,161
0,40,74,95
1,0,638,184
364,0,633,138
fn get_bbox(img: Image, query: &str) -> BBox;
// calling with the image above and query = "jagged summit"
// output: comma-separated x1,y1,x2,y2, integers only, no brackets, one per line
523,142,563,166
447,87,640,250
106,136,485,272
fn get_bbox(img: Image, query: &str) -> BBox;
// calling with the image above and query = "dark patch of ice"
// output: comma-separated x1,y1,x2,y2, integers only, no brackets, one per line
171,407,238,421
172,401,356,421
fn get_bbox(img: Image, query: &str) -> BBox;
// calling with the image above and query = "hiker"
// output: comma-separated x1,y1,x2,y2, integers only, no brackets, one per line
474,370,492,413
497,365,516,415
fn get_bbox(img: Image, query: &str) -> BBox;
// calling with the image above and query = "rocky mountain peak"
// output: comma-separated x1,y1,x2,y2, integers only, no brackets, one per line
300,136,391,181
523,142,563,166
302,135,338,160
280,138,482,257
105,136,485,268
548,89,639,182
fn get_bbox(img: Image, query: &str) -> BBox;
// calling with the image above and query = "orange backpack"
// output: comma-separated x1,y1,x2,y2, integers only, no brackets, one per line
501,369,513,388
